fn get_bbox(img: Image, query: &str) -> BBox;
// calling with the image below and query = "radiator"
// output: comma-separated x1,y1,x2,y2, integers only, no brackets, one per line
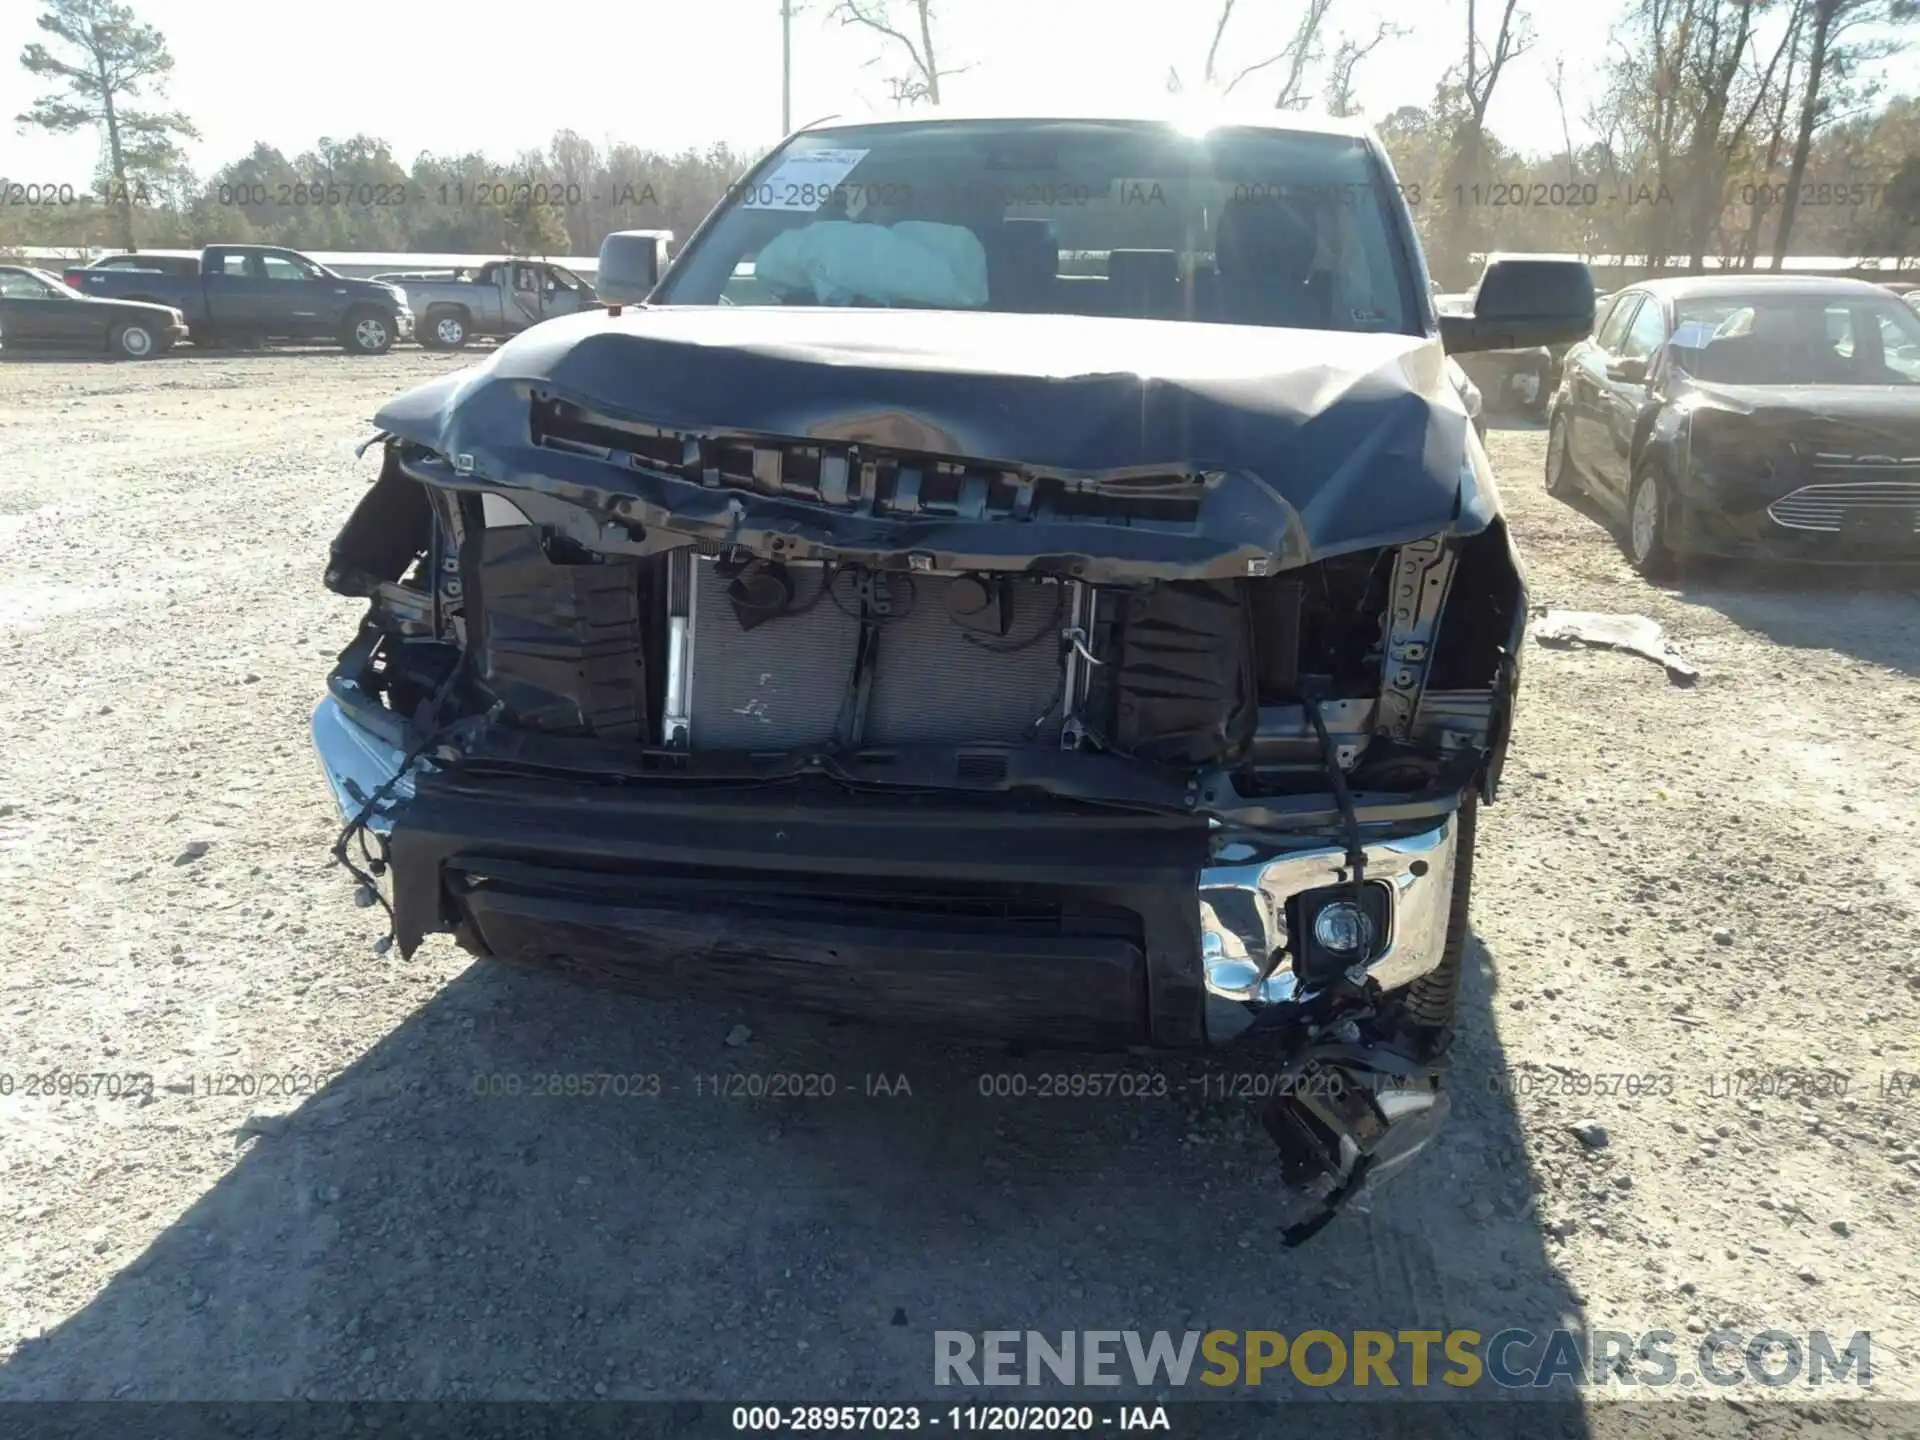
686,557,1069,751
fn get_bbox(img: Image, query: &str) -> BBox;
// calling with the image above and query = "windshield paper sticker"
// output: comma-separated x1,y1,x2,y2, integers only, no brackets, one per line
741,149,872,211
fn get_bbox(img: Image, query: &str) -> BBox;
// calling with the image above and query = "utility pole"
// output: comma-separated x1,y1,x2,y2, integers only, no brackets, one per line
782,0,794,135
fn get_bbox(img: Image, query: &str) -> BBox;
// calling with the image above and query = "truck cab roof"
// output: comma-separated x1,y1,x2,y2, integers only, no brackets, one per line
793,99,1378,143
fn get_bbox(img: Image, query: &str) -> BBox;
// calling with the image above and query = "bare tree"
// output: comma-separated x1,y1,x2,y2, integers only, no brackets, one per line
15,0,198,250
1437,0,1533,276
1202,0,1241,87
1173,0,1345,106
1683,0,1802,268
1672,0,1765,269
1322,18,1406,116
1548,56,1601,256
831,0,966,106
1734,0,1808,265
1223,0,1338,107
1770,0,1917,267
1548,57,1578,186
1591,0,1741,267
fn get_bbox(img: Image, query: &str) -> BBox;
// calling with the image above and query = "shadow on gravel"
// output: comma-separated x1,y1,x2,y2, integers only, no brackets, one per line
1667,562,1920,677
0,930,1588,1422
1526,485,1920,674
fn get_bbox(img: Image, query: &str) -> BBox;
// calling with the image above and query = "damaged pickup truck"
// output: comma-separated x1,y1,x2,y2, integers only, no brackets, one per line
313,109,1593,1236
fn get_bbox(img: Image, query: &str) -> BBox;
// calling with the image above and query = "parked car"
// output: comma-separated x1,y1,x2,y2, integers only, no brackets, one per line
369,259,599,349
67,244,413,354
312,109,1592,1234
1546,275,1920,574
0,263,188,359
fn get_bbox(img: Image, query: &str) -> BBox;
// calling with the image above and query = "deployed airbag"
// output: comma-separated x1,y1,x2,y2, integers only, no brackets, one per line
754,220,989,309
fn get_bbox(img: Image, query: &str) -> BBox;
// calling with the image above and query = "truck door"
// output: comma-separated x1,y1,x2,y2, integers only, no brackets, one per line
506,263,545,330
201,248,267,332
258,250,332,338
538,264,593,319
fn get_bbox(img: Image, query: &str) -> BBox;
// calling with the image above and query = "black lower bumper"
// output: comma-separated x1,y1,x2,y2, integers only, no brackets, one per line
1680,498,1920,564
385,765,1213,1048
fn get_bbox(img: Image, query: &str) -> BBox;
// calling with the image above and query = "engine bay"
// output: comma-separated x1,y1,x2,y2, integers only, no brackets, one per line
328,442,1524,825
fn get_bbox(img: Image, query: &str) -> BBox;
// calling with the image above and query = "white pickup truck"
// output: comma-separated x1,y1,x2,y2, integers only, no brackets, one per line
371,258,599,349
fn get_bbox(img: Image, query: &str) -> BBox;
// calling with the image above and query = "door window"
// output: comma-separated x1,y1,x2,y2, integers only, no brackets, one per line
1588,294,1620,343
1620,297,1669,360
0,270,54,299
1596,293,1639,352
1824,305,1857,359
261,254,314,282
215,253,252,277
1878,311,1920,381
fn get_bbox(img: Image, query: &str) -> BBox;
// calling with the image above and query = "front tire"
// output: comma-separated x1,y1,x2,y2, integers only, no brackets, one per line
1403,794,1477,1031
1544,411,1580,498
1625,464,1677,578
343,309,395,356
110,320,158,360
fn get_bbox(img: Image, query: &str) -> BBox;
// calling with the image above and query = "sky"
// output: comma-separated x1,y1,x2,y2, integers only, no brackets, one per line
1,0,1626,183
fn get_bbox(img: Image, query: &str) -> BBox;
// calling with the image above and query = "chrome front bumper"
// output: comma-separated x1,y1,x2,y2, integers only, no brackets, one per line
313,693,1459,1042
1200,814,1459,1039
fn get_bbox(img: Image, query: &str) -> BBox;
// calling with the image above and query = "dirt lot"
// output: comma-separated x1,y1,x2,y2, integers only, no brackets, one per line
1,349,1917,1418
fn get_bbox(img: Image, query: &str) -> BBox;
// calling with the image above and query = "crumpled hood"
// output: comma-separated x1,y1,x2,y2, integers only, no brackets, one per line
1684,380,1920,439
372,305,1492,575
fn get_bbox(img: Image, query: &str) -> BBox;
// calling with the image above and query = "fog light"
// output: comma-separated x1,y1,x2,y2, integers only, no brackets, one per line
1312,899,1373,956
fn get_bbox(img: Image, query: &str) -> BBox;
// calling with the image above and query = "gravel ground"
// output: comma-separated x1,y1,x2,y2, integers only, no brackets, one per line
1,349,1917,1416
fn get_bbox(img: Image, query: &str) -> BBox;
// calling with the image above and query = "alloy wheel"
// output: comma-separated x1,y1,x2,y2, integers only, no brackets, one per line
1545,417,1570,495
1630,473,1661,565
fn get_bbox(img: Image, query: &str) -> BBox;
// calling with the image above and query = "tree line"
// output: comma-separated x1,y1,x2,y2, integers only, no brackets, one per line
5,0,1916,286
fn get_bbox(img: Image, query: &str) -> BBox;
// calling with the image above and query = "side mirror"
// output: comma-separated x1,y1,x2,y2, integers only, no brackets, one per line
596,230,667,312
1440,256,1596,355
1605,356,1648,384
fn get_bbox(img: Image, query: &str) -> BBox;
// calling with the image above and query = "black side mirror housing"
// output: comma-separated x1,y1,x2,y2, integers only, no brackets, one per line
1605,356,1649,384
1441,256,1597,355
596,230,670,312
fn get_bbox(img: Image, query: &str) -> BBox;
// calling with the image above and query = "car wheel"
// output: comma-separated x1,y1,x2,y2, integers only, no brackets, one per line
426,311,469,350
343,309,394,356
111,320,158,360
1625,465,1676,579
1544,412,1580,498
1402,793,1477,1031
